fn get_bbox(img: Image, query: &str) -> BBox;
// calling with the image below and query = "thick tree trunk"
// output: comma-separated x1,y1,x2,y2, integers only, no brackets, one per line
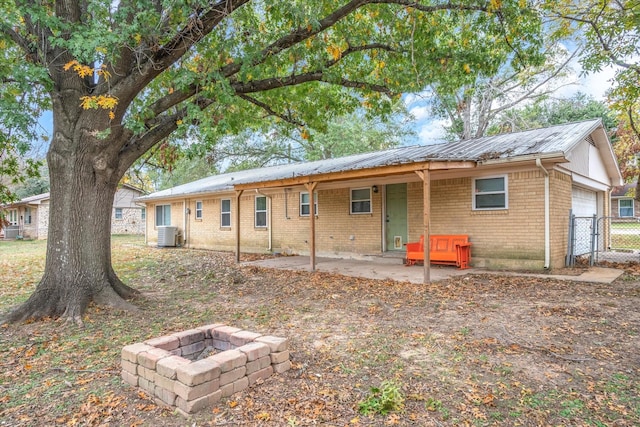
5,118,140,324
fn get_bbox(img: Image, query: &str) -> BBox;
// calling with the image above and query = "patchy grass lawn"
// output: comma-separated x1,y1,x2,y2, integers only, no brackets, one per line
1,235,639,426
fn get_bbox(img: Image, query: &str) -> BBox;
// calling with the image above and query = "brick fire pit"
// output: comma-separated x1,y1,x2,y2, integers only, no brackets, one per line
121,324,290,414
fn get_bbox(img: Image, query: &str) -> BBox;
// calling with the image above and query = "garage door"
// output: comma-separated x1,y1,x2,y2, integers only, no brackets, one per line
571,187,597,255
572,187,597,217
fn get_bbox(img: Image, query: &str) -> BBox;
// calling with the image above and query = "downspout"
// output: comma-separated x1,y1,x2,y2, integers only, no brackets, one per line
144,204,148,245
536,158,550,268
183,199,188,247
256,190,272,251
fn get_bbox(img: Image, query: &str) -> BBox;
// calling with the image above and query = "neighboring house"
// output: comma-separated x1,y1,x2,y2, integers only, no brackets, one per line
111,184,147,235
1,184,146,239
0,192,50,239
138,119,622,271
610,182,639,219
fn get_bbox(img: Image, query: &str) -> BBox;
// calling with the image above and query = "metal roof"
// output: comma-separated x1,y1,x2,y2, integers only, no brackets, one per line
139,119,604,201
3,192,50,207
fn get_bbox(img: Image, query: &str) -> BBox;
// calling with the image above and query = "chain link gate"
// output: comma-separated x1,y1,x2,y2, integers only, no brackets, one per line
595,216,640,263
567,211,640,266
566,212,597,266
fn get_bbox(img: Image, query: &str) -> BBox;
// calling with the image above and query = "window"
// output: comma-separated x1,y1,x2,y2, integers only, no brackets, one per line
195,201,203,220
255,196,267,228
300,192,318,216
350,188,372,214
24,207,32,225
8,209,18,225
115,208,123,220
141,208,146,221
619,199,634,217
473,176,507,210
221,199,231,227
155,204,171,226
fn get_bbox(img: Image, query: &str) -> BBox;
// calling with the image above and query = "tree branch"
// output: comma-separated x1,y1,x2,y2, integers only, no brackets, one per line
220,1,487,79
237,93,305,127
110,0,249,105
232,71,393,97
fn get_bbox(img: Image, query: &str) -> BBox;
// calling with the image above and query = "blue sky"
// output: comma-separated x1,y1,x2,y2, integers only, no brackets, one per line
403,59,618,145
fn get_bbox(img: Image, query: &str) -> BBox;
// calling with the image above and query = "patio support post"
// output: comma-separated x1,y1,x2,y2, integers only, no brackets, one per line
235,190,243,263
305,182,318,271
416,169,431,283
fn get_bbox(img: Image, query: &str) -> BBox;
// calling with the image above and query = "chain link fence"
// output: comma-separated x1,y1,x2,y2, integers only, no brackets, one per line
596,217,640,264
567,214,640,266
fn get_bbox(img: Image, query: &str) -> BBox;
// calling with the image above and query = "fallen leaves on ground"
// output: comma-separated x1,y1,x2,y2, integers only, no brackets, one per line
1,235,639,426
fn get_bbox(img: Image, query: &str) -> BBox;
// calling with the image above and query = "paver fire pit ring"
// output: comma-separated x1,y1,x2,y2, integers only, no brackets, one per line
121,324,290,414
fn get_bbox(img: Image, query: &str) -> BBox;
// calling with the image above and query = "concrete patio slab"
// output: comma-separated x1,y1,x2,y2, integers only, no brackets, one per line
243,256,624,284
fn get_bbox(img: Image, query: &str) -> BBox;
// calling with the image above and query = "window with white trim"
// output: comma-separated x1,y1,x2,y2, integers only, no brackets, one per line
221,199,231,227
24,207,32,224
300,192,318,216
619,199,634,217
155,204,171,226
115,208,123,220
350,188,372,214
473,176,508,210
255,196,267,228
195,201,203,220
8,209,18,225
141,208,146,221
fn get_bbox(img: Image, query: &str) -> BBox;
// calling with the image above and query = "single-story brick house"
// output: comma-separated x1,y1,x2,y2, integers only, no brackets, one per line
1,184,146,239
138,119,622,275
610,182,638,219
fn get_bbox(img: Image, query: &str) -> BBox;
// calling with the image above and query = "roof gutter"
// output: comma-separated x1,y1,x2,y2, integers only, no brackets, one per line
477,151,567,166
536,158,551,269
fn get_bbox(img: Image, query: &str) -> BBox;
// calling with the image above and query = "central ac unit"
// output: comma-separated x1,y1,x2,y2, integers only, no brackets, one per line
157,226,177,247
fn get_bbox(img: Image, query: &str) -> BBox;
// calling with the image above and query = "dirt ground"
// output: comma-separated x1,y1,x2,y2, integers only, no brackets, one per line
1,238,639,426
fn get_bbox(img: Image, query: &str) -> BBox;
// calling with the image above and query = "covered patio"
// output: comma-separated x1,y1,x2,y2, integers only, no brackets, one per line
242,256,624,284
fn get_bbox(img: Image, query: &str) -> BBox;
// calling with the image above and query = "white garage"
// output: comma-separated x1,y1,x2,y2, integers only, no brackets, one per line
571,186,598,217
571,186,600,256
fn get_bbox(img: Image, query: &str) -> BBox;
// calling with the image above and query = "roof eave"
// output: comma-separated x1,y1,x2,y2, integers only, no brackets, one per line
477,152,568,166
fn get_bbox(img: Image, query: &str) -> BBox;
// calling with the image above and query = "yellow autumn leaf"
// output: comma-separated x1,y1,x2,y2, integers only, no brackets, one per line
463,63,471,73
327,44,342,61
254,412,270,421
80,96,96,110
96,95,118,110
176,119,183,125
97,68,111,81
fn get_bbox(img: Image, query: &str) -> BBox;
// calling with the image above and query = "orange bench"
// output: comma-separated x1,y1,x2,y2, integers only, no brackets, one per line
405,235,471,269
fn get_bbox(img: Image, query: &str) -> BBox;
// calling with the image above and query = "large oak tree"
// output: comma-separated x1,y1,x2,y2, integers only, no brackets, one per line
0,0,546,324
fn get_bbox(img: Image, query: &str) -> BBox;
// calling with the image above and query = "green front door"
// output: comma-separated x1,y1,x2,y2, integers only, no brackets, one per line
386,183,408,251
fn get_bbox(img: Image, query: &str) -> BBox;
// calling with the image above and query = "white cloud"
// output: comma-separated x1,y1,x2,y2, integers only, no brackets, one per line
408,105,431,121
417,119,449,145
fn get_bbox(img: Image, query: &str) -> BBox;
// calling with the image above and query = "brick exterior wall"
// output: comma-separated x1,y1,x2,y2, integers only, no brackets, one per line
112,207,145,235
414,171,548,269
144,168,607,270
549,171,573,268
